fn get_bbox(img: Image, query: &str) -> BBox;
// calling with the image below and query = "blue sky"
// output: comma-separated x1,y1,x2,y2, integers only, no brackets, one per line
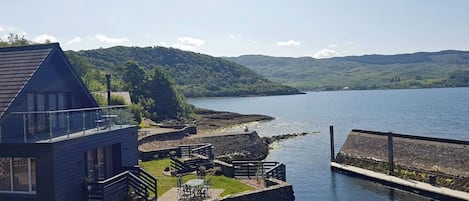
1,0,469,58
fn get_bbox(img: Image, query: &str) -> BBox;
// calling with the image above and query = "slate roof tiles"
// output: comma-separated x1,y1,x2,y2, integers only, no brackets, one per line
0,44,54,118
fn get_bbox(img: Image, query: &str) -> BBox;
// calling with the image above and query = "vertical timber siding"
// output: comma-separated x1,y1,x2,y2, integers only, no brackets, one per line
53,126,138,201
0,144,54,201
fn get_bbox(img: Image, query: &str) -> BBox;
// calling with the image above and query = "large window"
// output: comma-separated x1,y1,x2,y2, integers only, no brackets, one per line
27,93,69,133
0,157,36,194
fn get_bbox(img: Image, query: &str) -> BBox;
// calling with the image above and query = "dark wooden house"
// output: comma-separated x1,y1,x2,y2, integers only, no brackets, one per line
0,43,156,201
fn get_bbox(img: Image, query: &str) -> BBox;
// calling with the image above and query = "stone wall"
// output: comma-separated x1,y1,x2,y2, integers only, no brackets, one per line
139,131,269,162
193,131,269,162
139,147,181,161
336,130,469,177
213,178,295,201
138,128,188,145
336,130,469,191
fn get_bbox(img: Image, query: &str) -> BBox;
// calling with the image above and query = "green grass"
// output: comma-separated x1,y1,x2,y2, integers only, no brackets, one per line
140,159,255,197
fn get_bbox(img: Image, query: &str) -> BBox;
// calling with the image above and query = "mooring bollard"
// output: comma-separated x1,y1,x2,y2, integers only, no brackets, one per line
330,125,335,162
429,174,437,186
387,132,394,175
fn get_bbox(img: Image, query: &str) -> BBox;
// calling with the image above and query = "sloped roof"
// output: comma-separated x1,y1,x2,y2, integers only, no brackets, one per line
0,43,55,118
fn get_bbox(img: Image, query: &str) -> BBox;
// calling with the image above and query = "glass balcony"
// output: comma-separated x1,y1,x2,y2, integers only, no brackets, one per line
3,105,135,143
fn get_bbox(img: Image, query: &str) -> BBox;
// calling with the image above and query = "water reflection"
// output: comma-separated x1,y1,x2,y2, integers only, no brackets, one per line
339,172,435,201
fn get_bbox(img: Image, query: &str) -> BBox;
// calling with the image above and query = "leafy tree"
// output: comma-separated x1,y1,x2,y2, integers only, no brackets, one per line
120,61,148,101
66,46,300,97
147,67,193,119
0,33,31,47
117,61,193,121
444,71,469,87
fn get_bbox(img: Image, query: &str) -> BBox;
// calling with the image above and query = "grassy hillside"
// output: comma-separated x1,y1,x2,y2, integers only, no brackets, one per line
67,46,300,97
225,50,469,91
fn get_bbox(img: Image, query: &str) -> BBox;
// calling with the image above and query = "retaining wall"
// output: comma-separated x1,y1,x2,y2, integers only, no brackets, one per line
213,178,295,201
138,128,188,145
139,147,181,161
139,131,269,162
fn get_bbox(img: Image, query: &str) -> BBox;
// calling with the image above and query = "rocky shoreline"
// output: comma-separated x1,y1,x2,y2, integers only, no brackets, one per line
194,108,274,133
139,108,313,162
262,132,319,145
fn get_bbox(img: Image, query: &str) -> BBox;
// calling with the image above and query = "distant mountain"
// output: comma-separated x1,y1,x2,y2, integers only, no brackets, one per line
224,50,469,90
66,46,300,97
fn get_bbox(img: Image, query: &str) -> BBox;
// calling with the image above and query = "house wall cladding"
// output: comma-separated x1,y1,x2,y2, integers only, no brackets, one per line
52,126,138,201
0,143,54,201
336,130,469,177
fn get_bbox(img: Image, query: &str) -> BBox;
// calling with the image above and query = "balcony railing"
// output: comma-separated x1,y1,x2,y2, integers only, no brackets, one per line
8,105,134,143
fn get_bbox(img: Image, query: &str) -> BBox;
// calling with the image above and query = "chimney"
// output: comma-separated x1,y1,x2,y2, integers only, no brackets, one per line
105,74,111,106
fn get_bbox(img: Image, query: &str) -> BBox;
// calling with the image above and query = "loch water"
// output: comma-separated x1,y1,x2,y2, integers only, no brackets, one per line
188,88,469,201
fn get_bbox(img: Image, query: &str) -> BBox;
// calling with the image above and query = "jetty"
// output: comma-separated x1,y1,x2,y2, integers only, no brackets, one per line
330,128,469,200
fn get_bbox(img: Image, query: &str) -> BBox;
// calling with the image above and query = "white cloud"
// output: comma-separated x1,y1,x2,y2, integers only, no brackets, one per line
158,42,168,47
33,34,58,43
313,49,340,59
95,34,129,44
172,36,205,51
328,44,338,48
67,37,82,44
275,40,301,47
0,24,18,32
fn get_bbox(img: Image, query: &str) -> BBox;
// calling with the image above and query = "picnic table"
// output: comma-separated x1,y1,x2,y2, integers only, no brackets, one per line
179,178,210,200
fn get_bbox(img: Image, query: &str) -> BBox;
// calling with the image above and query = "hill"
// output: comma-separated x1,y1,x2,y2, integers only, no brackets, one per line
66,46,300,97
225,50,469,91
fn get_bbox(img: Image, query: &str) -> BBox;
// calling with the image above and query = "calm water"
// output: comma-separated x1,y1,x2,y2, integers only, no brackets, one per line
189,88,469,201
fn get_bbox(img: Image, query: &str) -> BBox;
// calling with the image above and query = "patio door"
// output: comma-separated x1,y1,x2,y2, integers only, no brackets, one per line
85,145,114,181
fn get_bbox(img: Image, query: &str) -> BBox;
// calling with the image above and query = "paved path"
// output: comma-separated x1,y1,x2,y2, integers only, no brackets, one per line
331,162,469,200
158,188,225,201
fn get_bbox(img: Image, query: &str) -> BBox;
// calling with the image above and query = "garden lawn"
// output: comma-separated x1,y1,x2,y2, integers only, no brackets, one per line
140,159,255,197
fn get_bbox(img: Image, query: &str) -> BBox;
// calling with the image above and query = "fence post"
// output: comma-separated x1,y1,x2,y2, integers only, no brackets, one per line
281,163,286,181
387,132,394,175
330,125,335,162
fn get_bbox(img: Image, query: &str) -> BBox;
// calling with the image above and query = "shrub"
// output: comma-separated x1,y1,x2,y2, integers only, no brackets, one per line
213,166,223,176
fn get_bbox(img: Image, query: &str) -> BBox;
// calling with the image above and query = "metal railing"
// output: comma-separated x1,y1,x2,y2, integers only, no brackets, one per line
9,105,133,143
87,166,157,201
232,161,286,181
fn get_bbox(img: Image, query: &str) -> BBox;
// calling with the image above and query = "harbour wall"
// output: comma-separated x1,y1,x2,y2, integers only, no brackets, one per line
139,131,269,162
335,129,469,192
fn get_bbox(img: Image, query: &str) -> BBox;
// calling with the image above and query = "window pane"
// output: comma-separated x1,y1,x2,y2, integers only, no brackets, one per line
58,93,66,128
12,158,29,191
86,150,97,182
27,93,35,133
30,159,36,191
36,94,46,131
0,158,11,191
97,148,105,180
49,94,57,129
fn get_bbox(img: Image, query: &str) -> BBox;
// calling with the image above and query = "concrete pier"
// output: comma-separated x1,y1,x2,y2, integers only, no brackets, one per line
331,162,469,200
